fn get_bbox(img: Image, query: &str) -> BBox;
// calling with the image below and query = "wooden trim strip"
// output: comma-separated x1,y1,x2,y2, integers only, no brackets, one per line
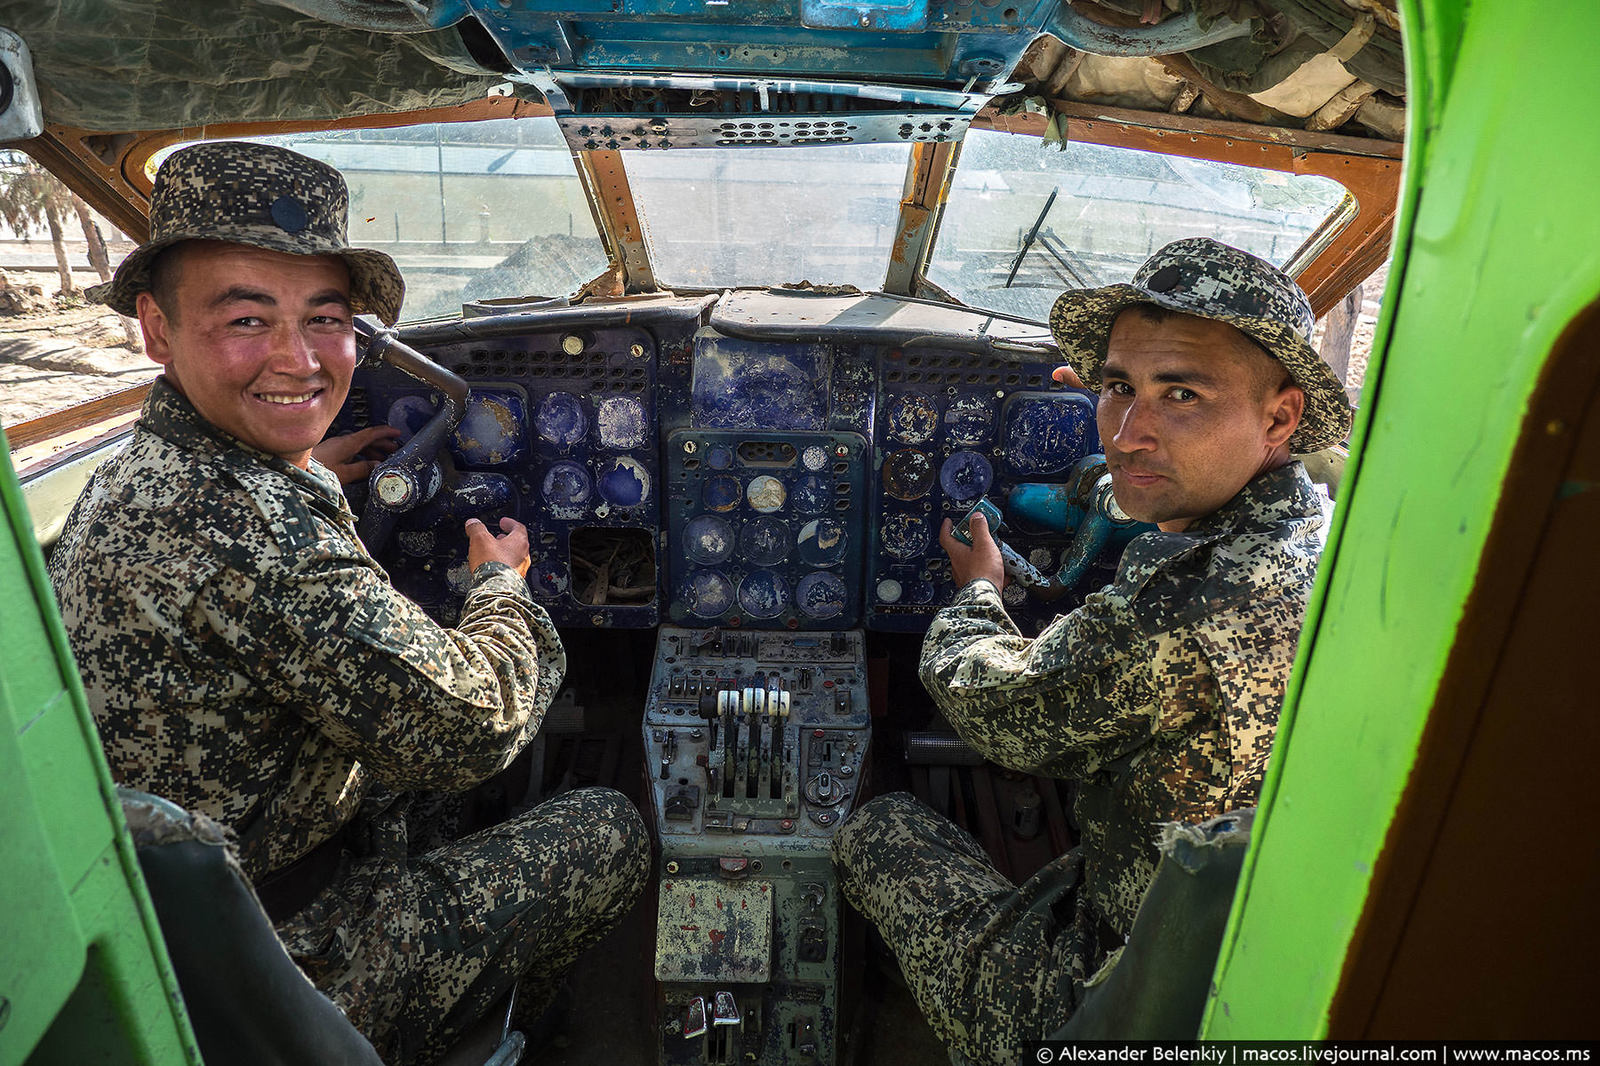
6,382,151,451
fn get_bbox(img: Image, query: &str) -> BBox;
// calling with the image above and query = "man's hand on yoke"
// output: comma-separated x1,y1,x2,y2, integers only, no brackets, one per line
466,517,532,579
312,426,402,485
939,512,1005,592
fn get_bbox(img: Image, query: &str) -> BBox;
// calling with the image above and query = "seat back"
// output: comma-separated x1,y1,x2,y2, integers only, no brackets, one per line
1056,809,1254,1039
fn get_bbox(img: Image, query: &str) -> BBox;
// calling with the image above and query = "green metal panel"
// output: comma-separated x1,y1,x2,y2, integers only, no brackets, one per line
0,428,201,1065
1204,0,1600,1035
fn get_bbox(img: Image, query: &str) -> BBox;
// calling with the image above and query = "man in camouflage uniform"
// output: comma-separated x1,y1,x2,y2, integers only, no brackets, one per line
49,142,649,1064
833,238,1354,1064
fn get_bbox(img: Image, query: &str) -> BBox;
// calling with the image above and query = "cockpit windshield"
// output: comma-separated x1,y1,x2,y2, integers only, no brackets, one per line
925,127,1352,321
159,118,612,322
622,143,913,292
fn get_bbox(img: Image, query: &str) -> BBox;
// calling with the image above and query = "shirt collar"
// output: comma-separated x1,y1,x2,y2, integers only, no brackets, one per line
140,375,347,505
1182,460,1325,537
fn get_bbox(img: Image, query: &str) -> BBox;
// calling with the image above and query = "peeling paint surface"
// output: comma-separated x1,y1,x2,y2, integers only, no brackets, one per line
887,393,937,444
684,515,736,564
882,448,934,501
686,569,735,617
452,391,527,466
533,563,569,599
703,474,744,512
542,460,593,516
881,513,930,559
944,395,992,446
739,516,792,566
791,473,832,516
746,474,788,513
1002,394,1096,476
692,339,829,430
654,878,773,984
939,449,994,501
536,390,588,447
795,571,847,620
597,395,648,450
802,444,829,471
796,518,848,567
598,456,651,507
738,569,790,619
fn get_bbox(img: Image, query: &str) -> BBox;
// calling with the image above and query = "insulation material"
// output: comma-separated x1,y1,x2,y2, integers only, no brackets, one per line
3,0,500,131
1061,55,1188,112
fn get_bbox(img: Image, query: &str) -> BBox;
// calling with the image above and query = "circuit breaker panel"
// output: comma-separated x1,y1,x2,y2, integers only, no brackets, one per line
643,626,870,1065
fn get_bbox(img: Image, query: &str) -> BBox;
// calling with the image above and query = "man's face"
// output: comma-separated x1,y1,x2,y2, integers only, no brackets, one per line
137,241,355,470
1096,309,1304,532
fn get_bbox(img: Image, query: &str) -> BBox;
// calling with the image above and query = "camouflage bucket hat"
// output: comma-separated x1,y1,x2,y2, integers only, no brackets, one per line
88,141,404,325
1048,237,1353,452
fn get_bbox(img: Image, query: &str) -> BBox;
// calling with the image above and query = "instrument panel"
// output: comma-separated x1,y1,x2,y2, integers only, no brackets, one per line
338,292,1118,635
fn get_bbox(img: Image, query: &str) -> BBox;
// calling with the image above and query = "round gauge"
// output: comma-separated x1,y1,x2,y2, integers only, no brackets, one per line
596,456,651,507
802,445,829,471
386,394,434,436
596,396,647,450
535,391,587,447
876,578,903,603
738,570,789,620
702,474,743,513
939,450,994,502
683,515,736,565
796,518,848,567
881,514,930,560
739,516,791,567
882,449,935,501
687,569,735,617
887,394,937,444
907,579,935,605
532,563,568,600
541,461,592,508
397,531,434,557
796,572,847,620
1002,583,1028,610
453,392,527,466
790,474,831,516
944,395,992,446
746,474,787,513
707,445,734,471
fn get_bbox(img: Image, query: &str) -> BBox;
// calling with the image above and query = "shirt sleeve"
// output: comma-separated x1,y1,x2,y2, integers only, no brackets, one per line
918,578,1162,778
198,542,565,792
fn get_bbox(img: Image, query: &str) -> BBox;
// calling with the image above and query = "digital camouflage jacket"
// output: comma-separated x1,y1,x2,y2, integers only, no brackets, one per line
920,461,1328,936
49,378,565,880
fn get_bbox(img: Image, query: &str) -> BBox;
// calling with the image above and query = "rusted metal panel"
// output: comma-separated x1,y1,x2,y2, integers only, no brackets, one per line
655,877,774,984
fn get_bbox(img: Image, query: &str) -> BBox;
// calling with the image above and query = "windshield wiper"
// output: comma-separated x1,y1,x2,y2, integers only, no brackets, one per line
1005,188,1059,289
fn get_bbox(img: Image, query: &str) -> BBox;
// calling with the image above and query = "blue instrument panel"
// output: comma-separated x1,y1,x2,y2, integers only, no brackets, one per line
339,297,1120,637
867,347,1101,632
343,324,662,628
665,430,869,630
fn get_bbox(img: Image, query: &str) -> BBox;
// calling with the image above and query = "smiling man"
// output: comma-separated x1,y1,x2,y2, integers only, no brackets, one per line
833,238,1353,1065
48,142,647,1064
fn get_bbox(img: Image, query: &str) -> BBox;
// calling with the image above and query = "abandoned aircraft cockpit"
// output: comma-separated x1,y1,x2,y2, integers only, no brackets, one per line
2,0,1410,1062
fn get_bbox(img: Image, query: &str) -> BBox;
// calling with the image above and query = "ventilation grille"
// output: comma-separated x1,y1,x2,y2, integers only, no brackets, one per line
884,351,1043,388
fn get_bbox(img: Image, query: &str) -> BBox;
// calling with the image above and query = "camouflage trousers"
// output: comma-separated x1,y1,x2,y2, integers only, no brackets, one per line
833,793,1097,1066
277,786,650,1065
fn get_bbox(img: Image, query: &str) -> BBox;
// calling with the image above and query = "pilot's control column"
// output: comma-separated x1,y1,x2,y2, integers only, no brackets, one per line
644,626,870,1066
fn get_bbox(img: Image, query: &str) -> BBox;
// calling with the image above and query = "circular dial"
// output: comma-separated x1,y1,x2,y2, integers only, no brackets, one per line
737,570,789,619
683,515,736,565
796,518,848,567
882,449,934,502
739,516,792,567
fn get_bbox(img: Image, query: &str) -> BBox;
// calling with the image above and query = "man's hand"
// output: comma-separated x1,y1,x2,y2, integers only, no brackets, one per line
939,513,1005,592
312,426,402,485
466,517,532,579
1052,364,1087,390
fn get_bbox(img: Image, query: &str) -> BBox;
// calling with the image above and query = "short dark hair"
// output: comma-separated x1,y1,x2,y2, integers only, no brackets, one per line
147,243,187,323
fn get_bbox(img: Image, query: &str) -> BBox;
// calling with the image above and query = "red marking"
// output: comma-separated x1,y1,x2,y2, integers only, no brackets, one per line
681,925,700,932
716,898,724,910
708,929,725,951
